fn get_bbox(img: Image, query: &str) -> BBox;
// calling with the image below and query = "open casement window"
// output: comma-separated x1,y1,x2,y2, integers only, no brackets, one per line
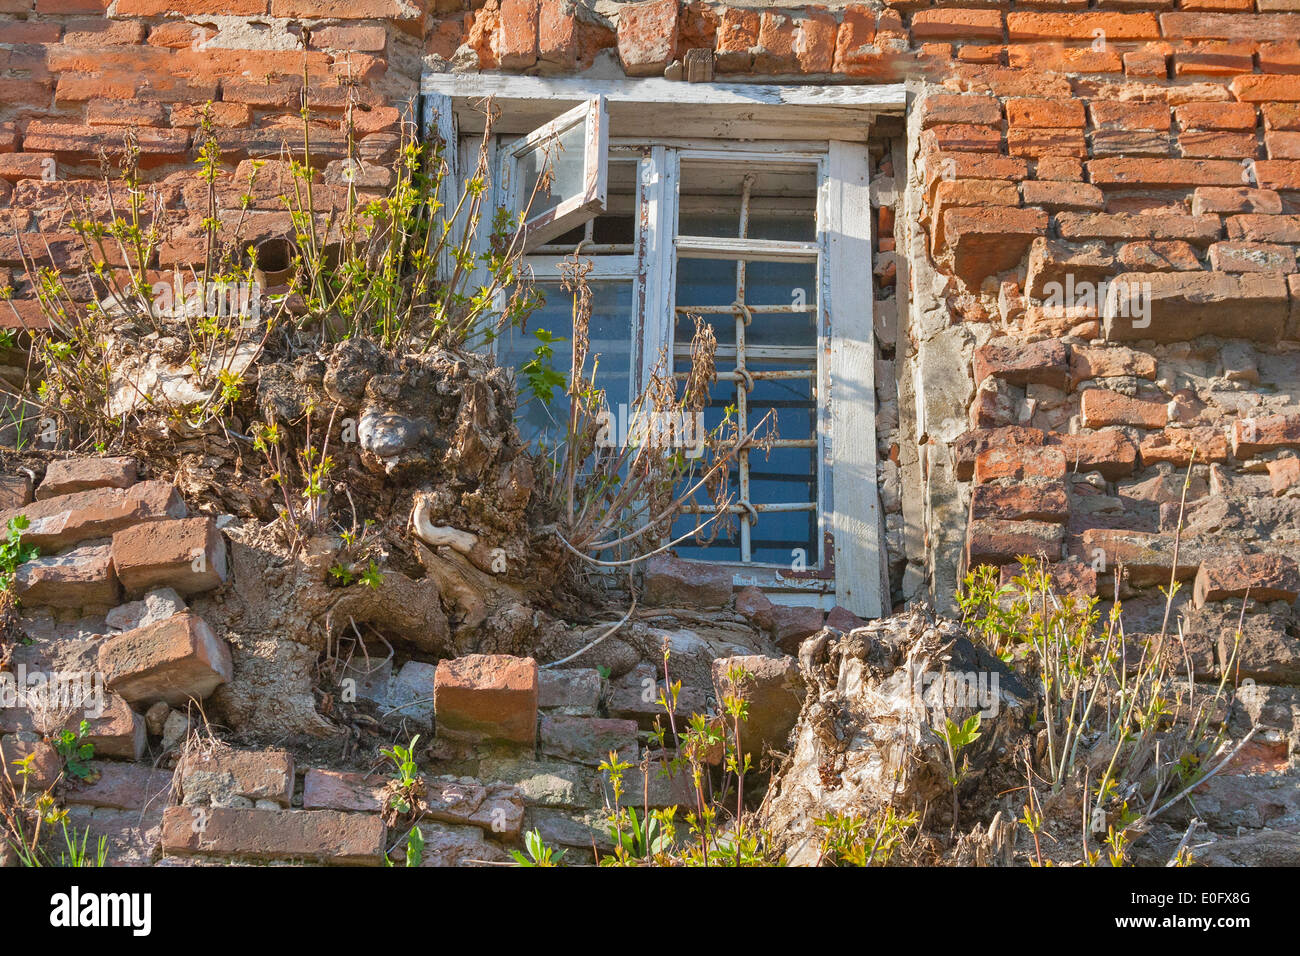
502,96,609,252
423,76,903,616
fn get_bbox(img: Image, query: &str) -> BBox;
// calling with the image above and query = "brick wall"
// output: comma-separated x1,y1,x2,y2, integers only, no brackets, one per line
3,0,1300,631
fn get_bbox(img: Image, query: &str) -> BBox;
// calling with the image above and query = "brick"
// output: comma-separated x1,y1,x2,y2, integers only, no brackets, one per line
1176,102,1258,131
1139,426,1231,466
179,748,295,806
1124,48,1169,77
1175,40,1255,76
974,445,1067,483
1256,160,1300,190
13,542,118,609
966,518,1064,568
1056,212,1222,244
313,23,387,52
953,426,1046,481
1267,130,1300,159
973,338,1069,389
301,769,523,837
434,654,538,745
539,715,638,765
1103,271,1288,342
86,100,169,129
1267,457,1300,495
1162,12,1300,39
0,20,61,42
1117,240,1203,270
1232,74,1300,102
1021,180,1105,211
753,10,798,73
1179,130,1257,158
941,206,1049,287
911,9,1004,40
1025,237,1117,299
67,760,171,811
98,610,233,707
1081,388,1169,429
1007,12,1160,40
1225,214,1300,243
111,517,227,596
716,6,759,73
537,668,601,716
0,153,56,182
0,475,33,511
0,738,60,790
1192,187,1282,216
643,552,731,607
767,605,825,653
0,690,145,761
1232,412,1300,457
921,93,1003,128
924,152,1029,204
711,655,804,760
498,0,539,70
0,480,186,553
1008,128,1087,158
62,18,146,45
1209,241,1297,273
929,123,1002,153
617,0,677,76
1070,345,1158,385
161,806,385,865
1259,39,1300,72
1089,101,1170,130
1194,553,1300,606
1091,130,1171,157
37,457,136,500
1087,157,1246,188
23,123,189,159
1053,429,1140,479
269,0,411,16
1078,529,1198,586
970,480,1069,523
793,9,837,74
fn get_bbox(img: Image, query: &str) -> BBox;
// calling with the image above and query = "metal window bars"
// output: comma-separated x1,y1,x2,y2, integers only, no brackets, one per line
672,172,820,564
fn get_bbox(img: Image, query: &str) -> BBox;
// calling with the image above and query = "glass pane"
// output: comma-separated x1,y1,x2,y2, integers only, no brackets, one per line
514,120,587,223
498,280,633,446
674,256,817,348
539,158,638,250
669,359,818,566
677,160,818,242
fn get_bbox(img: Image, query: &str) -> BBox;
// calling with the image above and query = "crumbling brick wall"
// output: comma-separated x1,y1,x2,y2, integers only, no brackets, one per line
2,0,1299,646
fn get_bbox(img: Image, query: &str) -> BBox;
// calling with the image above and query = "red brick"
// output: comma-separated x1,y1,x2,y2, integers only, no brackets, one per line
86,100,169,128
1259,39,1300,73
117,0,264,11
0,153,55,183
1233,412,1300,457
1021,180,1105,211
617,0,677,76
1176,101,1258,131
1162,12,1300,40
925,152,1029,203
716,6,760,73
1124,48,1169,77
112,516,227,596
1233,74,1300,102
1089,101,1171,130
970,480,1069,523
0,480,185,552
37,456,136,500
1078,529,1198,585
1117,240,1203,270
928,123,1002,153
1057,212,1221,244
1006,12,1161,40
1226,214,1300,243
794,9,837,74
539,715,638,765
537,0,577,69
13,542,118,608
1267,130,1300,158
1105,271,1287,342
23,122,189,159
35,0,107,11
973,338,1069,389
312,23,388,52
62,18,146,45
1008,128,1087,158
1092,130,1171,157
169,102,252,129
67,761,170,811
1209,241,1298,273
1139,426,1231,466
179,748,295,806
921,93,1003,128
1081,388,1169,429
1052,429,1139,479
974,445,1067,484
1194,552,1300,606
1264,103,1300,131
911,9,1003,40
1070,345,1158,385
754,10,798,73
1179,130,1258,158
161,806,386,865
1267,456,1300,495
1192,187,1282,216
434,654,538,745
268,0,411,17
301,769,524,837
941,206,1049,287
1036,156,1084,181
498,0,539,70
0,20,61,42
1256,160,1300,189
966,518,1065,568
1174,40,1255,76
1087,157,1247,187
0,738,60,790
98,610,233,707
953,426,1046,481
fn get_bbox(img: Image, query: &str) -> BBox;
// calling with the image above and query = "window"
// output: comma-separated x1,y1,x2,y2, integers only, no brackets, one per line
423,75,901,615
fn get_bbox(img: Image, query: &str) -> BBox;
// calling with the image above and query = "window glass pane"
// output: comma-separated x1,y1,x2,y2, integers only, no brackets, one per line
514,119,588,223
497,280,634,445
538,158,638,250
677,160,818,242
674,254,817,348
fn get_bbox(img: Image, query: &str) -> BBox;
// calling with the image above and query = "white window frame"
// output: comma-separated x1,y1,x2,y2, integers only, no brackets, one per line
421,75,902,616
